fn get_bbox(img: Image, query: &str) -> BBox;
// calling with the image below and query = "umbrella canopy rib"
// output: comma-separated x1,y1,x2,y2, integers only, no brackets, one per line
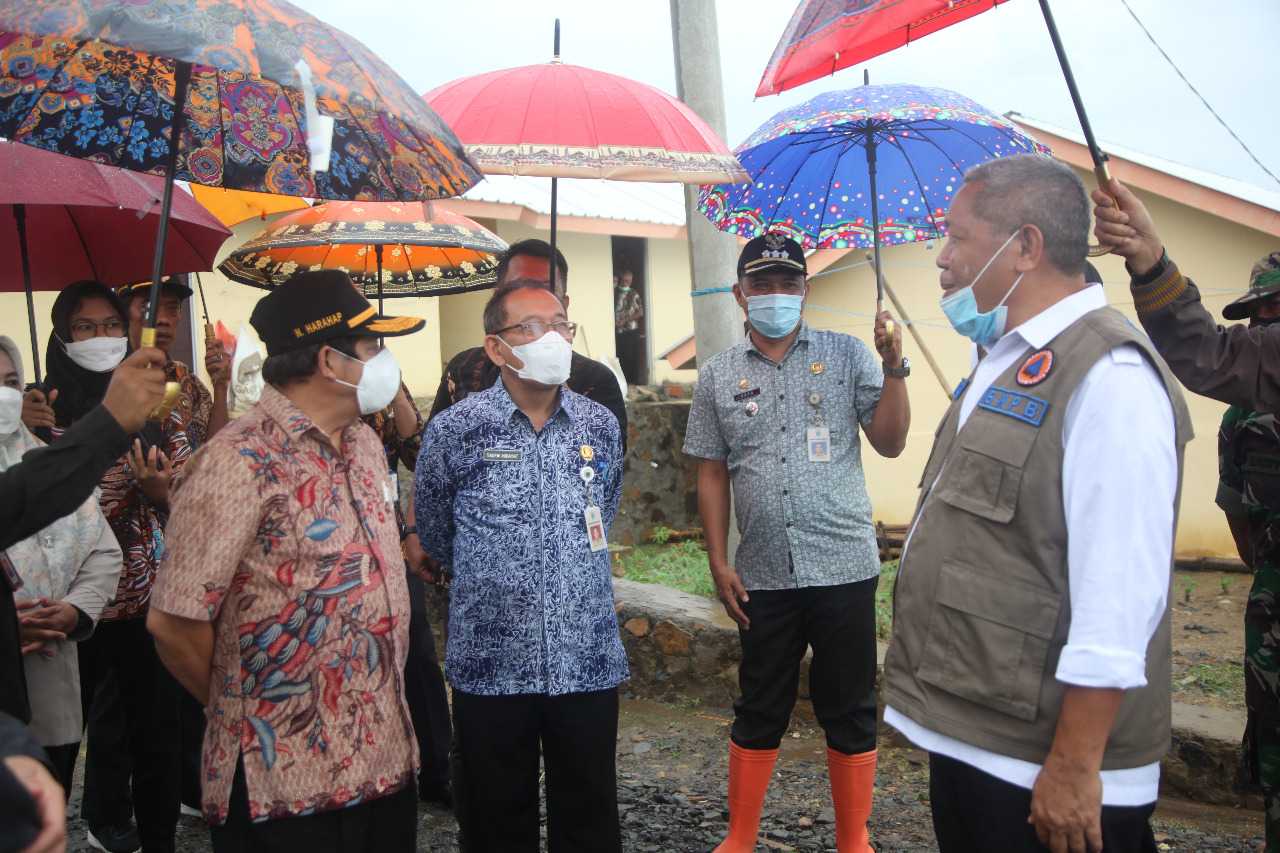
63,206,101,282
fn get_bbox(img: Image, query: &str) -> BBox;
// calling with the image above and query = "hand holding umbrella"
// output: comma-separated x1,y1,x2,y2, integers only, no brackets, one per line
20,388,56,433
101,348,170,434
873,310,903,368
1090,177,1164,275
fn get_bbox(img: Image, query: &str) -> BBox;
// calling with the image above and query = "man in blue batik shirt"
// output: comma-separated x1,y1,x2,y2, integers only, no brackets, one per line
414,284,628,853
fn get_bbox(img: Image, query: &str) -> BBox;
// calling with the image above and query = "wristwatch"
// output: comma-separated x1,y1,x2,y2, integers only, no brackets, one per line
883,357,911,379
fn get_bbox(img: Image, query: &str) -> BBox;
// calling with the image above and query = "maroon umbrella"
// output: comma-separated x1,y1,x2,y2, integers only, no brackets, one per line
1,141,232,379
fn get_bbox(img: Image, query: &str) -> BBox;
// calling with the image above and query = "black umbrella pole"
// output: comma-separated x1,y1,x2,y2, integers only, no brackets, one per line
375,243,385,346
1038,0,1110,187
865,136,884,313
14,205,40,382
142,59,193,349
549,177,559,291
375,244,385,315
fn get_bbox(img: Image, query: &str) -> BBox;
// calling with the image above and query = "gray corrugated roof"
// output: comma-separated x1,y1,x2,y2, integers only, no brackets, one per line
461,175,687,226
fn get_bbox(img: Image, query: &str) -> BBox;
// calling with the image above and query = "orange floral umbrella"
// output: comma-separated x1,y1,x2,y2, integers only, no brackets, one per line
189,186,311,228
220,201,508,299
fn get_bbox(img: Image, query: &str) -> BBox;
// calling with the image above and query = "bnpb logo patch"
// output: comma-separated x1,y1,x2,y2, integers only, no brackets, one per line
1016,349,1054,387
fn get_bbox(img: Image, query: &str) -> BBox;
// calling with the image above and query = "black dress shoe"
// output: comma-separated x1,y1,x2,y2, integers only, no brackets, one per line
86,821,141,853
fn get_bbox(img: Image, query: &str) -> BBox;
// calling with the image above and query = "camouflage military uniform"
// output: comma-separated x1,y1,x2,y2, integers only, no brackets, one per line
1217,405,1280,849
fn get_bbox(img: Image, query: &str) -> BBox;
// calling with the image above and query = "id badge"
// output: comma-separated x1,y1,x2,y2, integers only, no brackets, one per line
807,426,832,462
584,505,608,552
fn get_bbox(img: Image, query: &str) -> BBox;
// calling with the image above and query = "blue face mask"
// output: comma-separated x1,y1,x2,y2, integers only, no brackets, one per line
940,229,1025,348
746,293,803,339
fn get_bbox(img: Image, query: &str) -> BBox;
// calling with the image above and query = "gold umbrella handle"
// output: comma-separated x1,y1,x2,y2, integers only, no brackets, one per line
140,327,181,421
1088,161,1114,258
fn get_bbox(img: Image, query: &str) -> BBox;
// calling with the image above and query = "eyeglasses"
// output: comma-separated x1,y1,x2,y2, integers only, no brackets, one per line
69,318,126,337
494,320,578,340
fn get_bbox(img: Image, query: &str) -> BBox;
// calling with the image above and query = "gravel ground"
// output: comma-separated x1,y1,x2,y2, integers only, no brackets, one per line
63,698,1263,852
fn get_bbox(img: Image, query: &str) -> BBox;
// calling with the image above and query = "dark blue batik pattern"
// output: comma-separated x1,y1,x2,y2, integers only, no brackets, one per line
414,380,628,696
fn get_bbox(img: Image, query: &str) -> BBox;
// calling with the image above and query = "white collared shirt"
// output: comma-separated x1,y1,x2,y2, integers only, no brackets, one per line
886,286,1178,806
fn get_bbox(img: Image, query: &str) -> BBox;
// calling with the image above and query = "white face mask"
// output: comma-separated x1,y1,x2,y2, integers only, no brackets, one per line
0,387,21,435
331,346,401,416
63,336,128,373
500,331,573,387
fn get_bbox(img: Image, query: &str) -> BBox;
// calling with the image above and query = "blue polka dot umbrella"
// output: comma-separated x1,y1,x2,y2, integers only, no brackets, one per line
698,83,1051,306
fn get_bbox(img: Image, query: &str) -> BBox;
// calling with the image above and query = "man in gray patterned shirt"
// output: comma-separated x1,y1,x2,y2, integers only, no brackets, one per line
684,234,910,853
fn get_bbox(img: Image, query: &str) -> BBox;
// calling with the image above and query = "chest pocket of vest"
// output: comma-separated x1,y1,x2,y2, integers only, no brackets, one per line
917,559,1063,722
931,417,1039,524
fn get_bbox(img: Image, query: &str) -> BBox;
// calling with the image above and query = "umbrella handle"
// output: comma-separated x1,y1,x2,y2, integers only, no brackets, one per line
1087,159,1114,258
139,326,181,421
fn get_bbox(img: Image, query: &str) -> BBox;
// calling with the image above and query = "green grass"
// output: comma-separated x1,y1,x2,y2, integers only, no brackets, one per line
617,540,901,630
616,541,716,598
876,560,898,640
1175,661,1246,709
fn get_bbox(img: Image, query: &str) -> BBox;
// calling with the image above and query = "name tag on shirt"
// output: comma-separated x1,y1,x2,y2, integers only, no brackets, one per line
483,448,523,462
976,386,1050,427
807,426,831,462
584,506,608,552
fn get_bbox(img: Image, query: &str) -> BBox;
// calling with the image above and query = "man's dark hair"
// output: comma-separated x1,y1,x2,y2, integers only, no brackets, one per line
263,336,359,387
962,155,1090,276
483,285,557,335
495,239,569,290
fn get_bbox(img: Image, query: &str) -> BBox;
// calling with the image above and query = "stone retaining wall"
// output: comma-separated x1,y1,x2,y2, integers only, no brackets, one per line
614,401,700,547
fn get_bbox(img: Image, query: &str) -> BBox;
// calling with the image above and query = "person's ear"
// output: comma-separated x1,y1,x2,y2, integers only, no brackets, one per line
483,334,517,370
316,345,343,381
1014,225,1045,273
733,282,747,312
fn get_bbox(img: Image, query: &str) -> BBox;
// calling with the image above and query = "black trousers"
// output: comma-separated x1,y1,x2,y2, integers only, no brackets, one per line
210,760,417,853
929,753,1158,853
179,689,205,808
452,687,621,853
403,572,452,789
732,578,879,755
43,742,79,798
78,617,181,852
78,646,133,827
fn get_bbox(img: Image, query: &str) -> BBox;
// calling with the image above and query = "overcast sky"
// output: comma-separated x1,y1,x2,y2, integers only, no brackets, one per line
297,0,1278,190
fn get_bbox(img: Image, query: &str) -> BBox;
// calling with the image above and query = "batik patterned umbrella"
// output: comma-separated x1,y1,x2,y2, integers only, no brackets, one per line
0,0,480,401
220,201,507,299
0,1,480,201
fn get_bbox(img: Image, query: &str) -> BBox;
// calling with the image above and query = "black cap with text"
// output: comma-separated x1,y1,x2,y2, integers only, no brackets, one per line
250,270,424,356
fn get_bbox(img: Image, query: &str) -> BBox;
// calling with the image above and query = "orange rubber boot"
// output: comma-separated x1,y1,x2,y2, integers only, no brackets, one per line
827,747,877,853
713,742,779,853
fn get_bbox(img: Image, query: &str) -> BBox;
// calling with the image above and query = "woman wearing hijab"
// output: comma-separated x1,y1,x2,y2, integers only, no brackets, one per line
30,280,186,853
0,335,123,791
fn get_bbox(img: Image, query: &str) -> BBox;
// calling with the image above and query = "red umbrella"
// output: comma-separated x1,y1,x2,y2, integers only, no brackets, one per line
1,141,232,379
758,0,1114,255
425,21,747,264
756,0,1012,97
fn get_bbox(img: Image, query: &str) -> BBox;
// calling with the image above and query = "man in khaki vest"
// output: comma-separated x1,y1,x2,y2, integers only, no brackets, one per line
883,154,1192,853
